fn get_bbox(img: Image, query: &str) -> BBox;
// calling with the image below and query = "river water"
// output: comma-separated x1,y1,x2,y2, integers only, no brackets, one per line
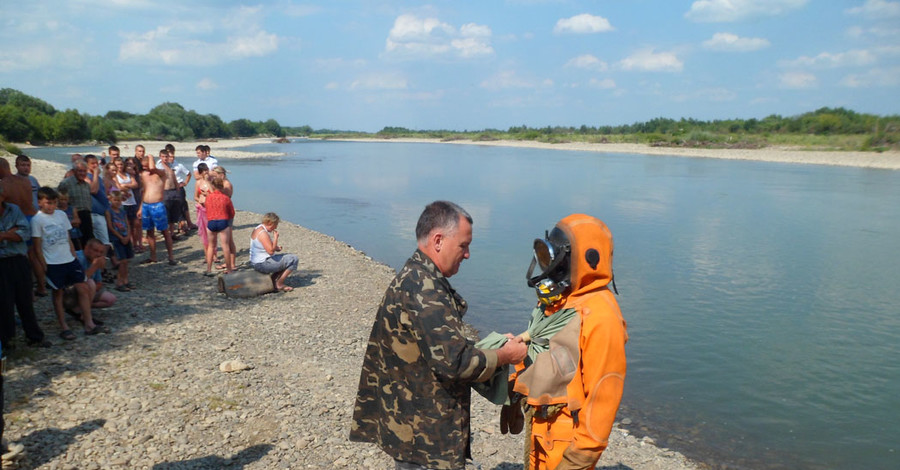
27,141,900,469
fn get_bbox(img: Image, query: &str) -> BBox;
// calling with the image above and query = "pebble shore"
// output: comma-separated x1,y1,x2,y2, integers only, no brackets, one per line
1,158,702,469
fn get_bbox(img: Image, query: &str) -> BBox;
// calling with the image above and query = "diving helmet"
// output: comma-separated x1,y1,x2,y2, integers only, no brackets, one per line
526,226,571,305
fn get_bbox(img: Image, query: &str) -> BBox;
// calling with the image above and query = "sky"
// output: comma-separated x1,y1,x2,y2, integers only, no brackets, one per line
1,0,899,132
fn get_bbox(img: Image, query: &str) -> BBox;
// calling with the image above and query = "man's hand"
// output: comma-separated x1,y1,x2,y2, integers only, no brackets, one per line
496,336,527,365
90,255,106,270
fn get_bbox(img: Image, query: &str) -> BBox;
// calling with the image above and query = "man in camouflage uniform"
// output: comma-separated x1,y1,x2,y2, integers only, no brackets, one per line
351,200,527,470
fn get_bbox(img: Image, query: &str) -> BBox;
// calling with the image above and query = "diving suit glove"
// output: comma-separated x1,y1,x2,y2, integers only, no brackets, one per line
500,379,524,435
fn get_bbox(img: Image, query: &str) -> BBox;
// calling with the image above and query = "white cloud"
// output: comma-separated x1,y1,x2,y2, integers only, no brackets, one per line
619,49,683,72
479,70,543,91
846,25,900,38
686,0,808,22
350,72,408,91
118,7,279,65
565,54,608,71
385,14,493,59
846,0,900,19
554,14,614,34
780,49,877,68
702,32,770,51
588,78,616,89
325,82,340,90
841,66,900,87
779,71,817,88
197,78,218,90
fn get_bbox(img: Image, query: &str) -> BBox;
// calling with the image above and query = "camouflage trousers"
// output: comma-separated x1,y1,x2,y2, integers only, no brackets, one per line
394,459,483,470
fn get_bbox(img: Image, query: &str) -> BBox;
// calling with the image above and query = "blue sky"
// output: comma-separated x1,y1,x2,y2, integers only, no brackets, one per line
1,0,898,132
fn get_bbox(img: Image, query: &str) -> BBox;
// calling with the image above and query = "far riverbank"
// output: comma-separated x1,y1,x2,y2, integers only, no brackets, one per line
332,137,900,170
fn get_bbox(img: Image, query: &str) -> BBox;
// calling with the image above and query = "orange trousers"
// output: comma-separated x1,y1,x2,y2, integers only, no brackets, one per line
528,407,575,470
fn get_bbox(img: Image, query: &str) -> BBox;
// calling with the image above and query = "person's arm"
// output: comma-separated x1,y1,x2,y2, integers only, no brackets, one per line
71,210,81,228
181,166,191,187
84,251,106,280
88,167,101,194
226,199,235,220
193,183,202,205
255,227,277,256
1,207,29,243
271,229,282,252
406,279,524,384
32,237,46,271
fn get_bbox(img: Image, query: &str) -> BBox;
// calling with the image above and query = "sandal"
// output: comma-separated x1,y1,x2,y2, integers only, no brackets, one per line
59,330,76,341
115,284,131,292
140,258,157,265
85,325,109,335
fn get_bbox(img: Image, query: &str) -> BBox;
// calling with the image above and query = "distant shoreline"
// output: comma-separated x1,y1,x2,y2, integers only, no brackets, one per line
16,136,900,170
330,137,900,170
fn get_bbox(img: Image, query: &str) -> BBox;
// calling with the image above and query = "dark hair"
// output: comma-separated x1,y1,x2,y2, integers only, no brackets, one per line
108,145,120,153
165,144,176,152
15,154,30,164
37,186,59,201
415,201,472,242
196,145,205,151
84,154,98,163
197,162,209,173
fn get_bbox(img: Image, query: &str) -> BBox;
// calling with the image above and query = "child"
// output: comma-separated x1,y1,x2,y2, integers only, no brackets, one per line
30,187,106,340
105,191,133,291
204,177,235,276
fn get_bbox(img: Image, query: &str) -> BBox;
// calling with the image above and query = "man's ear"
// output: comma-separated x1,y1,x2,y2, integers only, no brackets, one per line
431,231,443,252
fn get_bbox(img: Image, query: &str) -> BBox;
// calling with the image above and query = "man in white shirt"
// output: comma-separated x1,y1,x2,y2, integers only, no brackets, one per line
192,145,218,181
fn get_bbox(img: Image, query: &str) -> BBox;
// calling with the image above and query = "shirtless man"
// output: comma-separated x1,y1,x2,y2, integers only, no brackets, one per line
139,151,177,265
0,158,36,217
165,144,196,232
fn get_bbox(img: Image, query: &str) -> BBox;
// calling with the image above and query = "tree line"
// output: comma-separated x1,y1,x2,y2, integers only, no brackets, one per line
1,87,897,151
0,88,302,144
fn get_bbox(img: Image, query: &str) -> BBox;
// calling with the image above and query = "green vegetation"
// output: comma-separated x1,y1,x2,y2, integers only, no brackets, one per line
348,108,899,152
0,88,290,144
1,88,897,151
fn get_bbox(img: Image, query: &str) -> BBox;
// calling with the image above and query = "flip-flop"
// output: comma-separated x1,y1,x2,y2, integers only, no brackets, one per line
140,259,157,265
59,330,76,341
115,285,131,292
203,272,217,277
167,260,178,266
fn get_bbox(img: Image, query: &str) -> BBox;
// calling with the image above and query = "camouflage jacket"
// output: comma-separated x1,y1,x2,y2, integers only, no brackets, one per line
350,249,499,469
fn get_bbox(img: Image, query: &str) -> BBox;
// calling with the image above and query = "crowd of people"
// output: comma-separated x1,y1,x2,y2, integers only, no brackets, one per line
0,144,303,461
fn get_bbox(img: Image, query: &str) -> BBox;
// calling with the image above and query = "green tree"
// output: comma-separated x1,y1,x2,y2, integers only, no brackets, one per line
229,119,256,137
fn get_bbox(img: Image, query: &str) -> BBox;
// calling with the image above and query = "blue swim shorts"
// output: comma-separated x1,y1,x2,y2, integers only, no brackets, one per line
45,259,86,290
141,201,169,232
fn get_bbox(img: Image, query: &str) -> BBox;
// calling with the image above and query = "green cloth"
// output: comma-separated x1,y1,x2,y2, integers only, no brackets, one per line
473,306,578,405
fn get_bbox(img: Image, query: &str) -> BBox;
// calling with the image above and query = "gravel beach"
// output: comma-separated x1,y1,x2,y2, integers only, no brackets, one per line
1,157,702,469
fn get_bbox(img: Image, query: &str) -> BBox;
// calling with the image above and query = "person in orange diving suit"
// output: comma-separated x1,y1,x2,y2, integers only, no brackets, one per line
510,214,628,470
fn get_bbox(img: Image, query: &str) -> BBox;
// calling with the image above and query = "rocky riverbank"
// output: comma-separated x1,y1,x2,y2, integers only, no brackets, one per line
1,158,702,469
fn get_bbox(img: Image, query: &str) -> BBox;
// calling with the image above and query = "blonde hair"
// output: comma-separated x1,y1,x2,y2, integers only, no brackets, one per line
262,212,280,226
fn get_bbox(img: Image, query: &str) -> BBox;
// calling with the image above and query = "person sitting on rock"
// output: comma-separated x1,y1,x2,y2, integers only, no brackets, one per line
248,212,298,292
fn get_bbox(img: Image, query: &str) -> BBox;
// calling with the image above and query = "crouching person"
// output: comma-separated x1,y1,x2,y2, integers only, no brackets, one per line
248,212,298,292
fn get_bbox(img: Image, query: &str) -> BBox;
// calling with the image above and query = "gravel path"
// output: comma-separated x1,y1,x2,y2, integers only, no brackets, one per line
1,158,702,469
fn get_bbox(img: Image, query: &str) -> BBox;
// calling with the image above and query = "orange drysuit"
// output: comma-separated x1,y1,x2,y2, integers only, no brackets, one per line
513,214,628,470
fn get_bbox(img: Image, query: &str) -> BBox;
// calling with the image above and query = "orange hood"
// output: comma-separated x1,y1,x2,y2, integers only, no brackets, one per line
555,214,614,305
